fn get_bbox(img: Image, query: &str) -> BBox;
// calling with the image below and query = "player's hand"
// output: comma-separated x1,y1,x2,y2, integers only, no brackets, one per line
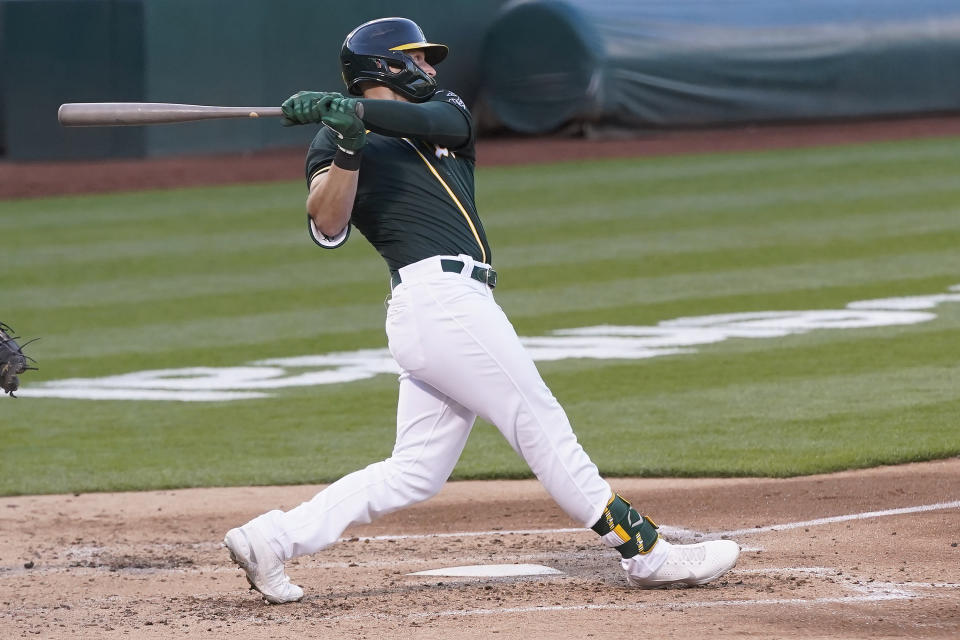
280,91,341,126
322,97,366,152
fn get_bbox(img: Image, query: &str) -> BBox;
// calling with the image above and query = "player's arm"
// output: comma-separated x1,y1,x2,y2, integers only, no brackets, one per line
297,97,367,245
357,97,471,149
306,167,356,239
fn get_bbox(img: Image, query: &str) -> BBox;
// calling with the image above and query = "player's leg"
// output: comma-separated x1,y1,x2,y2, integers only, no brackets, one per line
393,257,607,524
224,372,475,602
395,256,739,587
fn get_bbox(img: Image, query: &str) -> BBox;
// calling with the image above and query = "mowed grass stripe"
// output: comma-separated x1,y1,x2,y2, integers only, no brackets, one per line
480,140,959,211
6,228,380,283
16,171,956,273
496,250,960,319
496,224,960,280
570,398,960,478
568,363,960,442
26,304,388,361
11,213,958,315
484,172,960,233
533,275,959,333
478,136,960,196
7,261,387,312
6,244,380,291
0,182,302,229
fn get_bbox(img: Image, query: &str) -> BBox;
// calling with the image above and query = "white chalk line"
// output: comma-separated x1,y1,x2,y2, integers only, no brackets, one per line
345,499,960,544
715,499,960,538
324,566,960,622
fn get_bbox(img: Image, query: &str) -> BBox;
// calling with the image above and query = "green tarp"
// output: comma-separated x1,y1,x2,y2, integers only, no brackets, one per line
480,0,960,134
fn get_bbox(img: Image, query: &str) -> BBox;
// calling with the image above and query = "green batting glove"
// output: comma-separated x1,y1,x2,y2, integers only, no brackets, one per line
321,97,366,151
280,91,341,126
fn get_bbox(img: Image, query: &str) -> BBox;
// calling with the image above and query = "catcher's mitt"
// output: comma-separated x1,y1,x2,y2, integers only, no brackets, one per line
0,322,37,398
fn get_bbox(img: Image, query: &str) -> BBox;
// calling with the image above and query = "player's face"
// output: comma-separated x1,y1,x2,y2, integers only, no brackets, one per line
407,50,436,77
387,49,436,78
363,48,438,101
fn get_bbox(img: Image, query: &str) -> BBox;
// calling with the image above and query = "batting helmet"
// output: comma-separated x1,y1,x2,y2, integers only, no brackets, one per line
340,17,448,103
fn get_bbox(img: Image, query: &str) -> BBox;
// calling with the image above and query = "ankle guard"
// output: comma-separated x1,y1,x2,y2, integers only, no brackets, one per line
591,494,660,559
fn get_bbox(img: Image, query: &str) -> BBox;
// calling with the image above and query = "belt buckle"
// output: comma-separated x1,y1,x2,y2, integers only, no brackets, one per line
485,268,497,289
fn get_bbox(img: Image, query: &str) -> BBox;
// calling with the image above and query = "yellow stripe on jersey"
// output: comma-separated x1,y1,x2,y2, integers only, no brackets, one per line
402,138,486,264
309,164,331,186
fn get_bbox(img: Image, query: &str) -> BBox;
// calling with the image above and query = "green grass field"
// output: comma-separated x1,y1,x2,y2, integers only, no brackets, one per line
2,136,959,496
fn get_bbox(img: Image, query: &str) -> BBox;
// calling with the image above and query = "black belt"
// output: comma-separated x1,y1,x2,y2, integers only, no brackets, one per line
391,259,497,290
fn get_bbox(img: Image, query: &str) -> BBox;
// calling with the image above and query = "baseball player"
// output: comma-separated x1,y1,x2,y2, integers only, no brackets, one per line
224,17,739,604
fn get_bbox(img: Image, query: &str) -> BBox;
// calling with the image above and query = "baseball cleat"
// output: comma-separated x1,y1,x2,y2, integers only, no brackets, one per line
624,539,740,588
224,526,304,604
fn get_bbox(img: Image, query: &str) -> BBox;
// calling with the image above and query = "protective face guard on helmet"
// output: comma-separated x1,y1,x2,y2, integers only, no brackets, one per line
342,51,438,102
340,17,448,103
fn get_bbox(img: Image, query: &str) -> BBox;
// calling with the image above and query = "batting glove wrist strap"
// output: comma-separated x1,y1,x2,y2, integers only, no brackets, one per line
333,147,363,171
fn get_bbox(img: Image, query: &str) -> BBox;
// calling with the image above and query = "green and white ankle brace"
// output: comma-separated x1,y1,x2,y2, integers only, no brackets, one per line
591,494,660,558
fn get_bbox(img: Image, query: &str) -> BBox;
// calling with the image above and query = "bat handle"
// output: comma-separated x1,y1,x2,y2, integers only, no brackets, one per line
354,101,364,119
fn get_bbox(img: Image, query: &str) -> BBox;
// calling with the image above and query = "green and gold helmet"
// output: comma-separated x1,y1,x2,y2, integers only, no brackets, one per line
340,17,448,103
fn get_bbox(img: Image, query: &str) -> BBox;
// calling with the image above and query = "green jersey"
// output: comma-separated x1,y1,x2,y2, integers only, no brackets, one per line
305,90,492,272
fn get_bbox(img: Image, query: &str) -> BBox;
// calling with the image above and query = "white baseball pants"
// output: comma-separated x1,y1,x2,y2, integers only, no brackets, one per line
253,255,611,561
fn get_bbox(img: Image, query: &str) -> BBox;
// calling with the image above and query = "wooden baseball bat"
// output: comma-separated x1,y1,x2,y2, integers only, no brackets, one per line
58,101,363,126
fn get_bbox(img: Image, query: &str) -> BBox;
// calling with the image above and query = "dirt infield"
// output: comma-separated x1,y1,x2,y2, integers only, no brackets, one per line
1,459,957,639
2,114,960,199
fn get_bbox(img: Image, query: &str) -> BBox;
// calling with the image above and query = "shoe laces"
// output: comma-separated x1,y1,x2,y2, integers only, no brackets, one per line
262,556,293,588
667,543,707,566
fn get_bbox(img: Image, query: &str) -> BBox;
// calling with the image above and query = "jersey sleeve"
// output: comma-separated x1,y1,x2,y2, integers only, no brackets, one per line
307,213,350,249
357,90,474,153
305,127,339,188
304,127,350,249
428,89,475,153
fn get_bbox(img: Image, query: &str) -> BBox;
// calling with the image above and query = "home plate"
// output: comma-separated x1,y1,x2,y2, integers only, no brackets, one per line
408,564,563,578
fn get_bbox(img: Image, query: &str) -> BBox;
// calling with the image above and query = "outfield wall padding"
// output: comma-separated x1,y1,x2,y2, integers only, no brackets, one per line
0,0,507,160
479,0,960,134
1,0,146,160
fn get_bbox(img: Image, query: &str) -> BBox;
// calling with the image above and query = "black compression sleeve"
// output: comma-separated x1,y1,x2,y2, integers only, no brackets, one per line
355,99,470,149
